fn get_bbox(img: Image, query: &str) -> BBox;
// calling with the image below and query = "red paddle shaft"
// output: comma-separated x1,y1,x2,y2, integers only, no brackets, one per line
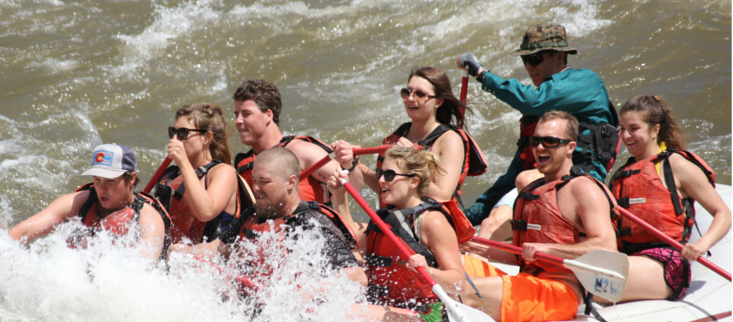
617,207,731,281
460,70,468,117
341,181,435,285
299,145,392,182
471,236,570,272
192,255,259,290
143,157,171,193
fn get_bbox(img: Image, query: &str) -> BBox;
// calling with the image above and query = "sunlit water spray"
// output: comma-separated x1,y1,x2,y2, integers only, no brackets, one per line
0,214,369,322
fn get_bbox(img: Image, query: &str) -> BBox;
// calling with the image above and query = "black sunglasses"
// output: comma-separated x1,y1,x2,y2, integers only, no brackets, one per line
520,52,545,67
529,136,572,148
376,169,416,182
168,126,208,140
400,88,437,101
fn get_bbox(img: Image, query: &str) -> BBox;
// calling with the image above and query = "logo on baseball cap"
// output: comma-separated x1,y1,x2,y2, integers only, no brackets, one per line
82,144,137,179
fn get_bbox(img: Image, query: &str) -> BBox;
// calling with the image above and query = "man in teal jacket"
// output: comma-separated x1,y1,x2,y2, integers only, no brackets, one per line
458,23,619,227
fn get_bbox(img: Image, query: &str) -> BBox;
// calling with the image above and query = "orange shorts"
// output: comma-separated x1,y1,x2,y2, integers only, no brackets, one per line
500,272,579,322
462,254,507,277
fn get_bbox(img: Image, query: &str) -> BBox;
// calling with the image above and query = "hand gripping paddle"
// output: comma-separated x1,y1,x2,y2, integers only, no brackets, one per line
471,236,629,303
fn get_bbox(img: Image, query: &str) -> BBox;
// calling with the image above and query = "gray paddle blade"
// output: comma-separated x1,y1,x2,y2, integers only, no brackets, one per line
444,299,496,322
570,250,629,303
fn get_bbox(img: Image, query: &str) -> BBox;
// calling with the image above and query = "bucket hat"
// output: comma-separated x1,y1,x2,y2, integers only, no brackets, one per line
511,23,578,56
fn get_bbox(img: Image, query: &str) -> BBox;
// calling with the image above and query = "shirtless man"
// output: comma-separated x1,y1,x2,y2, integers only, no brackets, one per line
458,111,617,321
232,79,363,204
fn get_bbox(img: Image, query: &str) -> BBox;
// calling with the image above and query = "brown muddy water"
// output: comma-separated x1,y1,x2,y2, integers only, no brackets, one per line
0,0,730,225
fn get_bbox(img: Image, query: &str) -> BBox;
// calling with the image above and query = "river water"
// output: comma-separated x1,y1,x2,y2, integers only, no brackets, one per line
0,0,730,320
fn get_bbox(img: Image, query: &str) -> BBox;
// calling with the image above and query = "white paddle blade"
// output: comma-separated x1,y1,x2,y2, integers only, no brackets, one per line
432,284,496,322
569,250,629,303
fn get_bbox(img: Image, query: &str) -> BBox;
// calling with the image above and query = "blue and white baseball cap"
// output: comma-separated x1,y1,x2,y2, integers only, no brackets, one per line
81,144,137,179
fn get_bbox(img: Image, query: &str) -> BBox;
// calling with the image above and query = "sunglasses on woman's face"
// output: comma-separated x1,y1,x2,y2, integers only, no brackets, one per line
400,88,437,101
529,136,572,148
168,126,207,140
376,168,416,182
520,52,545,67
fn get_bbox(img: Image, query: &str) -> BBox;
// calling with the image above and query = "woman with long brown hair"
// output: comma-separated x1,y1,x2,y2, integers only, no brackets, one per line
156,103,241,244
608,95,730,302
333,66,485,206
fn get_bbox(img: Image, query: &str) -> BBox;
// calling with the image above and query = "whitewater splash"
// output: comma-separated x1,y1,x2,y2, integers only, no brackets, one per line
0,217,368,322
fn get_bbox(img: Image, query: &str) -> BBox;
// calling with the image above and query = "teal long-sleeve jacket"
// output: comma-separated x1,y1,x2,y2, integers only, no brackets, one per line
465,67,615,225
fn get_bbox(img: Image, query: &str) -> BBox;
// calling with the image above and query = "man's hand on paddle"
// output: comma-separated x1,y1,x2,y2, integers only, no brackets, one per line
522,242,553,262
326,169,349,201
457,53,485,77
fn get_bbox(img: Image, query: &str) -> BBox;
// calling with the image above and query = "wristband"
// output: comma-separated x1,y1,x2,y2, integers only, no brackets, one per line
345,160,357,173
476,69,488,83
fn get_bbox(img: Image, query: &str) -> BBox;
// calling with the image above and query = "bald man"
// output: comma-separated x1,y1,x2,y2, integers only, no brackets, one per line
171,147,366,285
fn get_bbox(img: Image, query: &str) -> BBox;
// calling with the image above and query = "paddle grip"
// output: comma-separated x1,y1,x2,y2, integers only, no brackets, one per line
299,145,393,182
143,157,172,193
617,207,732,281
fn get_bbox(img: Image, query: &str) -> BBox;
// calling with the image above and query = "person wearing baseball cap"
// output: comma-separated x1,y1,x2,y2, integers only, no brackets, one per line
9,143,170,262
456,23,619,241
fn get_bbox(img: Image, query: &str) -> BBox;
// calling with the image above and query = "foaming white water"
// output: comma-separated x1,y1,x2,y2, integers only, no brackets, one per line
111,0,221,77
0,216,367,321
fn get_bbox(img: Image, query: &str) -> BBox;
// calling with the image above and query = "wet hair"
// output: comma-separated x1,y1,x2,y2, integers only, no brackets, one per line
175,103,232,165
538,110,578,141
122,172,140,188
408,66,469,130
232,79,282,125
384,146,443,196
255,147,300,182
620,95,687,150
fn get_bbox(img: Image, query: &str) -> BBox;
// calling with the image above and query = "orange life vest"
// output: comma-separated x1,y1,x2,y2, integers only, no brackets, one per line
72,183,171,259
154,160,254,244
364,197,475,307
234,135,333,204
610,149,715,252
512,174,618,273
377,122,487,208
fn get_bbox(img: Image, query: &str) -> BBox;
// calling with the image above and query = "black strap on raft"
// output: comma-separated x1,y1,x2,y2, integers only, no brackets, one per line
580,284,608,322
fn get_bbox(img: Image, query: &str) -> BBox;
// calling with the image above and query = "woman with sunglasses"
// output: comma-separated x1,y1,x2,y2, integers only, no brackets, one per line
155,103,242,245
328,146,474,321
333,66,485,208
604,96,730,303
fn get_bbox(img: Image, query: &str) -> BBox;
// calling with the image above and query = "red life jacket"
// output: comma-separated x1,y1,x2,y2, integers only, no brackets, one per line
610,149,715,252
377,123,487,208
364,197,475,307
72,183,171,259
511,174,618,273
154,160,254,244
516,100,621,172
232,201,359,276
234,135,334,204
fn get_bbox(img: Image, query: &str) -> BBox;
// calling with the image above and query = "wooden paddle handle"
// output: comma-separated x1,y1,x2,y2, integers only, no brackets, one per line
617,207,732,281
143,157,171,193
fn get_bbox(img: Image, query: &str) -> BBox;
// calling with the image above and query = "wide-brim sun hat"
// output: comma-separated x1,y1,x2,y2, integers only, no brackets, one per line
81,143,137,179
511,23,578,56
